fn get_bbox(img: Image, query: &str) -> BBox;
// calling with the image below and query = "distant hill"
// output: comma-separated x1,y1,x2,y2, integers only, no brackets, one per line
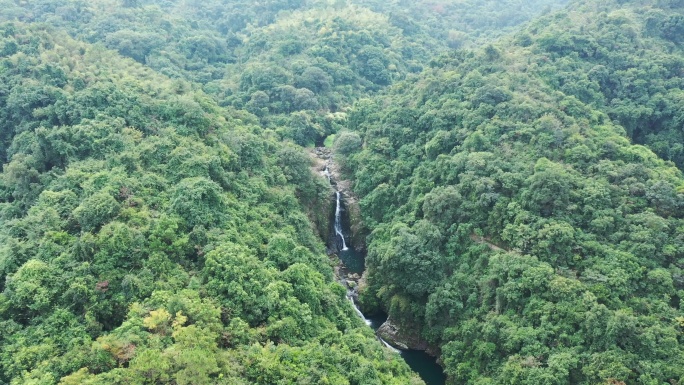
0,0,569,148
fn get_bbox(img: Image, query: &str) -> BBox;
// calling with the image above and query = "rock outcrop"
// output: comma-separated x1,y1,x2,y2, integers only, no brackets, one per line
310,147,367,253
377,317,430,352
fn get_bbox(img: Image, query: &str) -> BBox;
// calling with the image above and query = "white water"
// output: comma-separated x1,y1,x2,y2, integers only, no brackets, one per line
321,155,443,382
334,191,349,251
349,297,372,326
323,166,331,183
348,295,400,353
380,337,402,353
324,160,399,353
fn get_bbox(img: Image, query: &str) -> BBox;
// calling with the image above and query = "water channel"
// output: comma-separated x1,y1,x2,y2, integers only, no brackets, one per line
326,166,446,385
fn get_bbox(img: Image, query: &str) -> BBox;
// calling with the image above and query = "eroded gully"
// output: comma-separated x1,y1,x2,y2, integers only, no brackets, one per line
320,156,447,385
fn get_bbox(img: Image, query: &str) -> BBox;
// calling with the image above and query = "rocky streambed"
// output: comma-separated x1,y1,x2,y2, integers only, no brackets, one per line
311,146,446,385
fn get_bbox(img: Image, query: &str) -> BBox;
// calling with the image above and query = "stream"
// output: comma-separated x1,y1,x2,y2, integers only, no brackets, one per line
325,165,447,385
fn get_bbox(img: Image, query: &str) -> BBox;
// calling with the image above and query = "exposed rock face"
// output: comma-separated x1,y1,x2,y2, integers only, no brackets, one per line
377,317,430,352
344,192,366,253
310,147,367,253
308,148,334,242
354,271,367,303
311,146,444,362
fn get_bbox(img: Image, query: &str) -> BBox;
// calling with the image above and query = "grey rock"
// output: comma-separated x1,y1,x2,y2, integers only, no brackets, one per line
376,317,430,352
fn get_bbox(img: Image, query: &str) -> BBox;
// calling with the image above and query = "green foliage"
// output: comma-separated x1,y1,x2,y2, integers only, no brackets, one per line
7,0,684,384
339,2,684,383
0,0,567,150
335,131,364,156
4,260,59,320
170,177,225,228
73,191,121,232
0,22,421,385
509,0,684,168
356,0,569,48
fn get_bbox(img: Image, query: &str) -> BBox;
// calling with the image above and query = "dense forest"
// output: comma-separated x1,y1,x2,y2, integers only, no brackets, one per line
0,23,429,384
1,0,683,384
342,0,684,383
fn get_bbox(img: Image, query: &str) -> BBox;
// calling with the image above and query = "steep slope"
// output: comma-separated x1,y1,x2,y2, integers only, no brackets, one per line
340,0,684,383
0,0,569,147
0,1,578,383
0,0,433,149
355,0,570,48
0,23,423,384
508,0,684,167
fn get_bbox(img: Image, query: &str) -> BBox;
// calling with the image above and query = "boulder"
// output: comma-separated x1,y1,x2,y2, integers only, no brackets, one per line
376,317,430,352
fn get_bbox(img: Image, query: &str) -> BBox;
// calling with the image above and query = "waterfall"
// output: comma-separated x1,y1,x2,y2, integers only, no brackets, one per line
323,166,331,183
322,159,402,355
334,191,349,251
379,336,402,353
348,294,400,353
349,297,372,326
319,152,444,383
323,163,348,252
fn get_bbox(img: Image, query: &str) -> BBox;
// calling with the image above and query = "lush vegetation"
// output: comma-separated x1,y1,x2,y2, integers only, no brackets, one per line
341,0,684,384
356,0,569,49
510,0,684,168
0,24,422,384
0,0,567,148
5,0,684,384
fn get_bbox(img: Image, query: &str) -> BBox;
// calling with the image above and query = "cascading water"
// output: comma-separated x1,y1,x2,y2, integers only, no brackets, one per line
321,156,445,385
349,297,372,327
323,166,331,183
380,336,402,353
334,191,349,251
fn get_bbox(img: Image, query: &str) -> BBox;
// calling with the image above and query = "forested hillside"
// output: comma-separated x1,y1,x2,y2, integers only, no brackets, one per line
4,0,683,384
513,0,684,167
0,0,567,147
356,0,569,49
341,0,684,384
0,0,568,384
0,24,423,384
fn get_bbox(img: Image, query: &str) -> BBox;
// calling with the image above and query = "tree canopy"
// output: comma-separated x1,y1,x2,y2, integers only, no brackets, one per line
339,1,684,383
4,0,684,384
0,23,422,384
